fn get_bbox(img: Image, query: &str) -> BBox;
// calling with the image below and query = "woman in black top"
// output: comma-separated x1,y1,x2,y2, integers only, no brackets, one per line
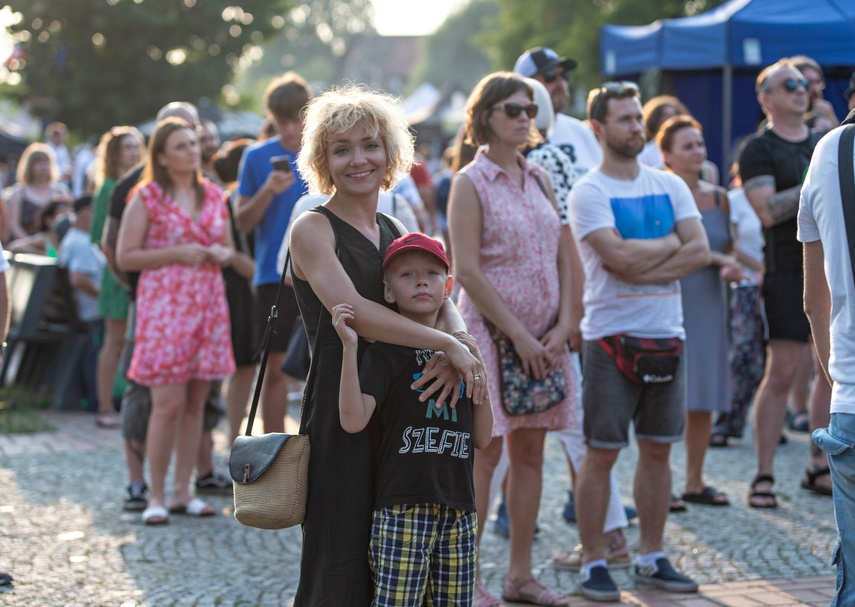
289,85,487,607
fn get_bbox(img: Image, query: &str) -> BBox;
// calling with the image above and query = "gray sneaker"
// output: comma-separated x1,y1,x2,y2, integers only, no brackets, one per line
580,565,621,602
633,557,698,593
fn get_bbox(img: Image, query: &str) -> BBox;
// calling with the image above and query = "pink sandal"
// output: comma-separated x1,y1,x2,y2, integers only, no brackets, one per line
474,579,503,607
502,576,568,606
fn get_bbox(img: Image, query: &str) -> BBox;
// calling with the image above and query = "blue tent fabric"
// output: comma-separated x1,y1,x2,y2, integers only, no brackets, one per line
602,0,855,75
600,0,855,174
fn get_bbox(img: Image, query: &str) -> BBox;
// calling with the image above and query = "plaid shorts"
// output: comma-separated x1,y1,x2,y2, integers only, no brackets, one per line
370,503,477,607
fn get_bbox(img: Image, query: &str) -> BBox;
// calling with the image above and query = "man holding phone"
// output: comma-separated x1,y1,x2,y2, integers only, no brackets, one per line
236,72,311,434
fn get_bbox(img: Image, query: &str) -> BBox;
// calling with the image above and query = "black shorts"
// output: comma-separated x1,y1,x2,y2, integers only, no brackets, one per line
253,283,300,354
762,272,810,343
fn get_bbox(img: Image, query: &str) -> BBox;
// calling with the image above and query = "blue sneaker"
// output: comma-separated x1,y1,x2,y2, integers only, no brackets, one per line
580,565,620,602
493,493,539,538
564,490,638,525
633,557,698,593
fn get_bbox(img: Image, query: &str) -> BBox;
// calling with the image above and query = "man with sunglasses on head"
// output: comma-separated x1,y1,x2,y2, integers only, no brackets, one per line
514,47,602,177
738,59,831,510
567,82,709,602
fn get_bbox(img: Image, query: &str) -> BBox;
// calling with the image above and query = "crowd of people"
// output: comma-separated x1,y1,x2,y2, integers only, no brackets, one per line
0,44,851,606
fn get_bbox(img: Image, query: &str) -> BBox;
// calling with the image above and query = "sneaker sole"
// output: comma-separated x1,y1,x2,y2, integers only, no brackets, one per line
124,500,147,512
581,586,621,602
633,574,698,593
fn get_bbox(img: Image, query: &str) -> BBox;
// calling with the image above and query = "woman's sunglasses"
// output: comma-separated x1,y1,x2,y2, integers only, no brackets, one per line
493,103,538,119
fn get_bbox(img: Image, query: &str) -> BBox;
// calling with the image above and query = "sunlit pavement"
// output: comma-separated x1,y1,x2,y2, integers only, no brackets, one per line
0,406,837,606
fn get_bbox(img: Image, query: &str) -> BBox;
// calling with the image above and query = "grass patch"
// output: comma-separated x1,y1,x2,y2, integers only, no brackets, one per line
0,385,56,434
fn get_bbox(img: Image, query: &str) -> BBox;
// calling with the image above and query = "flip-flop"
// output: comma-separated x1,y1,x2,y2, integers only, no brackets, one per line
169,498,215,517
682,486,730,506
142,505,169,525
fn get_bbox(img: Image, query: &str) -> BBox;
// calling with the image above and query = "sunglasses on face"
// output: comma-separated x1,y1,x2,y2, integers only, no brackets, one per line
541,70,565,84
493,103,538,119
769,78,809,93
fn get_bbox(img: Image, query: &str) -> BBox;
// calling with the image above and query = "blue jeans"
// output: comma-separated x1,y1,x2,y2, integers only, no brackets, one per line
813,413,855,607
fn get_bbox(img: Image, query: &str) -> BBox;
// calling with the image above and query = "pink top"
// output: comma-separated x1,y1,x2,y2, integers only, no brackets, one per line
128,180,235,386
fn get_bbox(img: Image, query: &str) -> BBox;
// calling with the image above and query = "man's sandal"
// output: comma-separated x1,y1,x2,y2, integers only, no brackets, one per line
748,474,777,509
802,467,833,496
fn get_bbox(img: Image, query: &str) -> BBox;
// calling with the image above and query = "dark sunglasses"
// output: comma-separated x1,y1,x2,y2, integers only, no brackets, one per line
777,78,809,93
541,70,565,84
493,103,538,119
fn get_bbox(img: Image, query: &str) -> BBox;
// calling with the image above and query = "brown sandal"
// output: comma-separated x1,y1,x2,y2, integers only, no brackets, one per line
502,576,568,606
553,537,631,571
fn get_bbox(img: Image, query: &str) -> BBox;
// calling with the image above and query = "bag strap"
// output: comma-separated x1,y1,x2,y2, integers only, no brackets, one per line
243,206,338,436
838,125,855,285
244,250,292,436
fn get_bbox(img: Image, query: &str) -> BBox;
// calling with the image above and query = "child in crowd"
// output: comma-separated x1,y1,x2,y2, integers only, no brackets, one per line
333,233,493,606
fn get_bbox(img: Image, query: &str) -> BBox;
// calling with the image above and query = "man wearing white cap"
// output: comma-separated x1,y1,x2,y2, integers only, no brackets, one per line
514,47,602,176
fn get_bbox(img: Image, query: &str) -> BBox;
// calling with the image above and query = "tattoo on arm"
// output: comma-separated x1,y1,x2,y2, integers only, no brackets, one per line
767,185,801,224
743,175,774,196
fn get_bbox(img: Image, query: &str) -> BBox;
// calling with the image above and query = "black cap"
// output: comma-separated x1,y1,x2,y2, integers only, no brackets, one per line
513,47,577,78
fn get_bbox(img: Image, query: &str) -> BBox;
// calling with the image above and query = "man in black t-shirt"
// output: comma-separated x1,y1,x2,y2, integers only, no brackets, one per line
738,58,831,508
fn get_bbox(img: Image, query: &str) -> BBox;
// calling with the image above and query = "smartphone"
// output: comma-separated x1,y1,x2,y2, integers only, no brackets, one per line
270,155,292,173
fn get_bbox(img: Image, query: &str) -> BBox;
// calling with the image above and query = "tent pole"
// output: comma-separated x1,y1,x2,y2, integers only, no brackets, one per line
722,64,733,178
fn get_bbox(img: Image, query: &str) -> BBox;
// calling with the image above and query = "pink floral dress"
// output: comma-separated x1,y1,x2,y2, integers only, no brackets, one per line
128,180,235,386
456,151,579,436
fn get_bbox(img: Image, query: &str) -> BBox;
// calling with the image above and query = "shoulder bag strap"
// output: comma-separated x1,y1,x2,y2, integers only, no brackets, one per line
838,125,855,284
243,207,338,436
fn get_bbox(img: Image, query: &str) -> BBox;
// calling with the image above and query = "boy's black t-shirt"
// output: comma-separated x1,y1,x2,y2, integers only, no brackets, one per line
358,342,476,512
738,128,818,274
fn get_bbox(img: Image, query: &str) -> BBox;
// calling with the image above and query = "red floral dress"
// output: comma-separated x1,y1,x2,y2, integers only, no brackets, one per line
128,180,235,386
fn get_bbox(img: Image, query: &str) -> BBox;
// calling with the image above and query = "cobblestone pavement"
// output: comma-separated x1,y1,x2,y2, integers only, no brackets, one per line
0,406,838,606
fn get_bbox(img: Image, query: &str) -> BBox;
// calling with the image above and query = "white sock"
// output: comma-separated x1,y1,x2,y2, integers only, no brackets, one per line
636,551,666,568
580,559,608,580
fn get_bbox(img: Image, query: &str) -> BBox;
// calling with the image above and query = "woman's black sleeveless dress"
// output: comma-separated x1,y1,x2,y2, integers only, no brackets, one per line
292,206,399,607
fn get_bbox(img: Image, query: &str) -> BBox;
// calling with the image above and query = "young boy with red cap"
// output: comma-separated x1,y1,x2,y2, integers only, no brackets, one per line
332,233,493,606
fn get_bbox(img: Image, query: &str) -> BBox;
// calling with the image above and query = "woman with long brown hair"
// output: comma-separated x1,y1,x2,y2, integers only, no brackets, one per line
91,126,144,428
116,118,236,525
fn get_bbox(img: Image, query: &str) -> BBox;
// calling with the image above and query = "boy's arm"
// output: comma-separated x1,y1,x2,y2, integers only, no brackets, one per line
333,303,377,433
471,396,494,450
338,341,377,434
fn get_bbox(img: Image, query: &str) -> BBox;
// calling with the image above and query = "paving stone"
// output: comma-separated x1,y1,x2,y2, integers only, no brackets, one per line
0,411,840,605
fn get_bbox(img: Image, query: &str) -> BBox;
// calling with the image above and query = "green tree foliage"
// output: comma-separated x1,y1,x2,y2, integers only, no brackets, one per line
483,0,728,111
242,0,375,94
407,0,497,94
4,0,292,135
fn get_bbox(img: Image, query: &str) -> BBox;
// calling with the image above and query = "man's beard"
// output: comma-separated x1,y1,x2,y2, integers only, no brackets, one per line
608,136,645,159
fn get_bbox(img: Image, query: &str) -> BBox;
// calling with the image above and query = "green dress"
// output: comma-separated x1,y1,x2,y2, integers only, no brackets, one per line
92,178,129,320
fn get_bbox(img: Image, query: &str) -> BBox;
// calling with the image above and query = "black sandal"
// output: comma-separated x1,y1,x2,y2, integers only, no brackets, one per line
709,433,729,448
802,467,833,496
749,474,777,509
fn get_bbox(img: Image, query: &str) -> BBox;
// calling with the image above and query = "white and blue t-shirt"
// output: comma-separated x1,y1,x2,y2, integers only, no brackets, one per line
568,165,700,340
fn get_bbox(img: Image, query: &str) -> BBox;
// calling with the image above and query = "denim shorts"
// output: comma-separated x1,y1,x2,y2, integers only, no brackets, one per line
812,413,855,607
581,339,687,449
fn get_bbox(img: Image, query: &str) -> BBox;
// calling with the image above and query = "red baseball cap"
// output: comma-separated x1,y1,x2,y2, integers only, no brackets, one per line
382,233,449,270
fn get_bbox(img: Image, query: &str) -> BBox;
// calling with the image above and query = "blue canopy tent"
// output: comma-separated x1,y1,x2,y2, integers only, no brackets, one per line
601,0,855,175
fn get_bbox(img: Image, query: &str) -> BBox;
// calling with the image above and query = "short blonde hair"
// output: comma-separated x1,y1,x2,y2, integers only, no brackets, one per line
297,85,414,196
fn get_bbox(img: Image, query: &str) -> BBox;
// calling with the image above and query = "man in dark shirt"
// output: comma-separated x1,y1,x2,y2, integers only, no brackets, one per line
738,58,830,508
